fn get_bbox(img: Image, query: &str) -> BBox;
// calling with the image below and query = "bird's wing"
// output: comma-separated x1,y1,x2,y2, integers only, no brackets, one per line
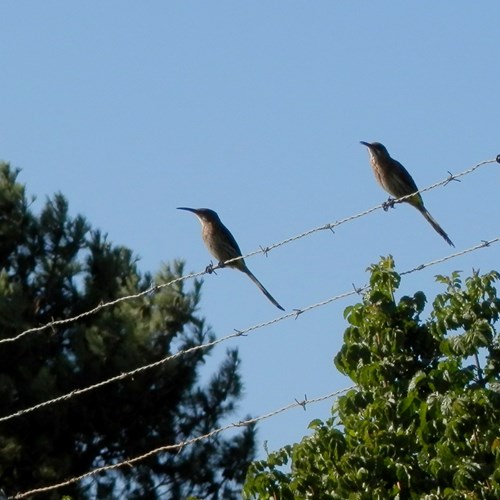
219,222,243,257
393,159,420,194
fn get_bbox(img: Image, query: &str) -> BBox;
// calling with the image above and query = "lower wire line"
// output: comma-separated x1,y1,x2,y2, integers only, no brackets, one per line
11,387,354,499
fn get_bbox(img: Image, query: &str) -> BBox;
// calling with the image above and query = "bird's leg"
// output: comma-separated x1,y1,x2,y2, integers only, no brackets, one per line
382,197,395,211
218,260,226,269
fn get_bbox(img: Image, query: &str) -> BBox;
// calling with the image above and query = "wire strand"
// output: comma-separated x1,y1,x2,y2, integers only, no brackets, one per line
400,237,500,275
10,386,353,499
0,269,207,345
2,157,495,347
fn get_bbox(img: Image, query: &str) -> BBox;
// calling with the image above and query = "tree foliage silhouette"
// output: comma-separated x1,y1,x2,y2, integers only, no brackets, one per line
0,164,256,499
244,256,500,499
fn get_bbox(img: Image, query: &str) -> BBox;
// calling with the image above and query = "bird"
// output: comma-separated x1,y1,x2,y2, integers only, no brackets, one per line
360,141,454,246
177,207,285,311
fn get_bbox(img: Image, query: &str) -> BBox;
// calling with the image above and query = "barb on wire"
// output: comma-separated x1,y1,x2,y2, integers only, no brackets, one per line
205,261,217,275
295,395,308,411
4,157,495,347
11,387,353,499
2,233,500,427
444,171,461,185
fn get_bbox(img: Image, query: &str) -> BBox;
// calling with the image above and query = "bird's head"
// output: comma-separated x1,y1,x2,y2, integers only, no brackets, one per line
177,207,221,224
360,141,390,159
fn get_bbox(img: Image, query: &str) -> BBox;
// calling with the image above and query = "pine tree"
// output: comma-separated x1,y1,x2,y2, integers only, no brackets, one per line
0,164,256,499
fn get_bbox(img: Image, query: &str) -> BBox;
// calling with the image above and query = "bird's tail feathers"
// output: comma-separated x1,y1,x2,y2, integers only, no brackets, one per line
243,268,285,311
419,207,454,247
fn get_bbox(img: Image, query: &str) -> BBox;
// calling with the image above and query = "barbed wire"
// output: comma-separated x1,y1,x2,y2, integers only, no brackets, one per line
0,269,207,345
234,158,495,262
5,177,500,497
400,237,500,276
0,292,356,424
1,157,496,347
10,386,353,499
1,234,499,426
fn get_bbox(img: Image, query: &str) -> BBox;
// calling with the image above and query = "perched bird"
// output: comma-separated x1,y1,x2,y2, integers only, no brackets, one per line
360,141,454,247
177,207,285,311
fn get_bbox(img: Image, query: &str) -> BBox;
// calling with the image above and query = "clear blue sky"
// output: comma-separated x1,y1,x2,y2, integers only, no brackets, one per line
2,1,499,468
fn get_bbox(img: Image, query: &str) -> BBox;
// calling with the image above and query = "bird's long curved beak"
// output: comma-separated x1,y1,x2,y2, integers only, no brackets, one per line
177,207,198,214
360,141,372,148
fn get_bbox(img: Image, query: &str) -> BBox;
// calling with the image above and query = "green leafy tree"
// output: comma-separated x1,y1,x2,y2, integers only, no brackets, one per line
244,256,500,499
0,163,256,499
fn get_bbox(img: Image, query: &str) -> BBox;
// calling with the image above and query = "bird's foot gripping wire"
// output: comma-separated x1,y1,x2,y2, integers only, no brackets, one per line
382,197,396,211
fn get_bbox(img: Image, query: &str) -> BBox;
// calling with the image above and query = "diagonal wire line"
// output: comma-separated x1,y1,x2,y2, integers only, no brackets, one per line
1,235,499,426
400,237,500,275
10,387,353,499
0,269,207,345
224,157,496,262
1,157,495,347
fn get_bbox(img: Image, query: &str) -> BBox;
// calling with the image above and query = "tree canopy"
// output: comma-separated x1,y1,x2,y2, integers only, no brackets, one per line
244,256,500,499
0,163,256,499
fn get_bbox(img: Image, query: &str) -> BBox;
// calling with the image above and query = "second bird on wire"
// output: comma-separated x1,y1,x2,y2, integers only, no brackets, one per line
177,207,285,311
360,141,454,247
